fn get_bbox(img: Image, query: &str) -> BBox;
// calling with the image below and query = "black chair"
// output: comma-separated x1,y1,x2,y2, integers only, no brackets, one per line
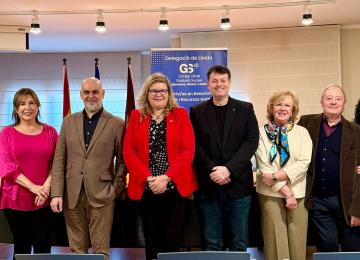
157,251,251,260
313,252,360,260
15,254,105,260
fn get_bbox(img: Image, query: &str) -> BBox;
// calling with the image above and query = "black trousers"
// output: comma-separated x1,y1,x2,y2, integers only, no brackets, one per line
3,205,53,258
141,189,188,260
310,195,360,251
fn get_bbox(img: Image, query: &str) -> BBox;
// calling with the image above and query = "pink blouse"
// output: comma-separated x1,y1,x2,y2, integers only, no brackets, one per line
0,124,58,211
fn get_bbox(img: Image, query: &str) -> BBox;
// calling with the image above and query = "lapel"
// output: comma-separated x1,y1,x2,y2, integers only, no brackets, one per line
86,109,109,154
340,119,354,174
166,111,176,162
203,99,221,151
75,112,86,154
222,97,237,148
307,114,322,163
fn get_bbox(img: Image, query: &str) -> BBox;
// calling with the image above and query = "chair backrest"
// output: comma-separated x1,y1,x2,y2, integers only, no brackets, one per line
313,252,360,260
157,251,251,260
15,254,105,260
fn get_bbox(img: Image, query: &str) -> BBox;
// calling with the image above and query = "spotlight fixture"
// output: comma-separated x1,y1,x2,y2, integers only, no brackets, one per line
301,5,314,26
220,8,231,30
158,9,169,31
95,12,106,33
30,12,41,34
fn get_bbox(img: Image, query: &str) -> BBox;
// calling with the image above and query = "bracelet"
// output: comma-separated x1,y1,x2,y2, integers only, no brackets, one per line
285,194,294,199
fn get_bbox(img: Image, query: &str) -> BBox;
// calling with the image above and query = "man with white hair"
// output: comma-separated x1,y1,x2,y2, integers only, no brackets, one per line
298,84,360,252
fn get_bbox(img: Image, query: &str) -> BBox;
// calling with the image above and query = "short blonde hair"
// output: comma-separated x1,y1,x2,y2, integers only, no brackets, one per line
137,73,178,119
266,90,299,123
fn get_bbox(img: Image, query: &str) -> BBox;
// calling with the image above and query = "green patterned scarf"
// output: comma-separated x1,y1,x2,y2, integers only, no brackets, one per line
264,121,293,167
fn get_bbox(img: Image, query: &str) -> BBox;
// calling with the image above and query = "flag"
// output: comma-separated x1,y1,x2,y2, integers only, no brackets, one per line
125,61,135,126
62,59,71,118
95,58,100,79
122,59,136,193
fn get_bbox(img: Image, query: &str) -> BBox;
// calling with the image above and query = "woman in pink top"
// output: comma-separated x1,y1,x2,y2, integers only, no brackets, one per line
0,88,58,258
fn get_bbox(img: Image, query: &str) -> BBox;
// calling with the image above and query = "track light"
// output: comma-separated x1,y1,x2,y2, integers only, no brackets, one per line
220,8,231,30
158,9,169,31
95,12,106,33
30,12,41,34
301,5,314,26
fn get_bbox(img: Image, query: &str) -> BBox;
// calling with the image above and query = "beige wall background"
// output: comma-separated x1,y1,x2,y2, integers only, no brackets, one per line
341,27,360,120
179,25,359,126
1,25,359,129
1,24,360,244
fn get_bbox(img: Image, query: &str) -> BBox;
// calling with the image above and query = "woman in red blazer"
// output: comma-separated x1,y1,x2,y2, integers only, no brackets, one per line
123,72,197,260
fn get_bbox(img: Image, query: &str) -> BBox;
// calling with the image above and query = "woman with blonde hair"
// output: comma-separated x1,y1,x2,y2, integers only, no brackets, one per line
255,90,312,260
123,73,197,260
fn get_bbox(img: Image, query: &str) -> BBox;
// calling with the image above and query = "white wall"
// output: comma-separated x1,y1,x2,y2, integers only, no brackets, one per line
341,27,360,120
0,52,143,131
180,25,341,126
2,26,359,131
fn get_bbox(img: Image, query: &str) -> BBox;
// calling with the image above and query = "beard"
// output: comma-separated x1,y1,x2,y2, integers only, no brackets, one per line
84,101,102,113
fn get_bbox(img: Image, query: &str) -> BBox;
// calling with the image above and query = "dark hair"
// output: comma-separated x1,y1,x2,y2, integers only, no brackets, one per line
12,88,41,125
355,99,360,125
207,65,231,80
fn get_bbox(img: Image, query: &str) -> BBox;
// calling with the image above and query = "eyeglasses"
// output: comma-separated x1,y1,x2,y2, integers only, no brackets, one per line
149,89,169,96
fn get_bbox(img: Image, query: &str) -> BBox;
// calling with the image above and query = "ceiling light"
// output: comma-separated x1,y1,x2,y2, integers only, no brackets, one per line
30,12,41,34
158,9,169,31
95,12,106,33
220,8,231,30
302,5,314,26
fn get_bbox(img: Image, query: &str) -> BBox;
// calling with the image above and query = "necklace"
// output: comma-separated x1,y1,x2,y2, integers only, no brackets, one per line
151,111,165,122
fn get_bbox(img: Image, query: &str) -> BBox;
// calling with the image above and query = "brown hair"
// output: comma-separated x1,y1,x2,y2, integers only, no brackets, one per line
137,73,178,119
12,88,41,125
266,90,299,123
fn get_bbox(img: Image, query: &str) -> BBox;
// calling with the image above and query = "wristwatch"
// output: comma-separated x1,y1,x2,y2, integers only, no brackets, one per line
272,172,278,182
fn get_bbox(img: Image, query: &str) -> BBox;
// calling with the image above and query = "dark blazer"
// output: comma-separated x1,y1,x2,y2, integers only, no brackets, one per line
51,109,125,209
190,97,259,199
298,114,360,224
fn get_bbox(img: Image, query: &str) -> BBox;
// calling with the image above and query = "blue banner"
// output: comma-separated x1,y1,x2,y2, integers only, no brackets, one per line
150,48,227,111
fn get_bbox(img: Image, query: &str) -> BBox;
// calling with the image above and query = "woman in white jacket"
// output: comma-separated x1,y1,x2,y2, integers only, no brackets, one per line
256,90,312,260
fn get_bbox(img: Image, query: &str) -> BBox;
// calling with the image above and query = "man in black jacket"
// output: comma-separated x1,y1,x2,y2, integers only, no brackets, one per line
190,65,259,251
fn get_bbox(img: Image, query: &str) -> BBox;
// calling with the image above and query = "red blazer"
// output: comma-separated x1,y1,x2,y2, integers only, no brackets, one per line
123,107,198,200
